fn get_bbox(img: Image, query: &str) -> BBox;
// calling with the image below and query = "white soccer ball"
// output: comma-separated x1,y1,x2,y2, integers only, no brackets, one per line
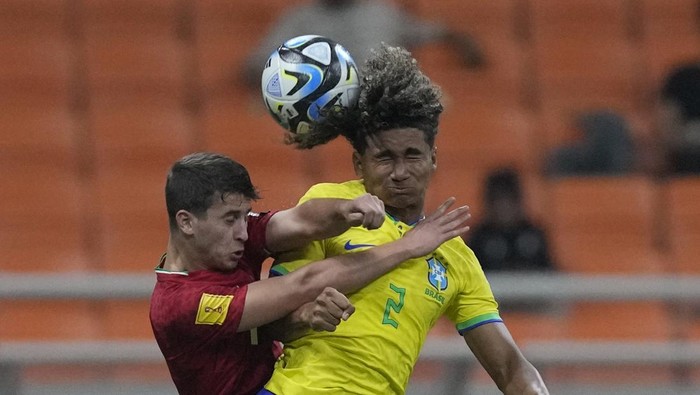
261,35,360,135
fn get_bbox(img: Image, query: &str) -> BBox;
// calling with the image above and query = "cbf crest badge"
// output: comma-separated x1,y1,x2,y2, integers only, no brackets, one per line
427,257,448,291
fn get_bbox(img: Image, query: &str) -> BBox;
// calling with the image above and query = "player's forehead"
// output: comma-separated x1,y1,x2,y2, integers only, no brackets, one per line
365,128,432,155
208,192,252,214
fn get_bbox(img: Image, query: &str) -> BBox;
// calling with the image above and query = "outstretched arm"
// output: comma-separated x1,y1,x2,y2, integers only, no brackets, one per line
265,194,385,253
238,197,470,332
464,323,549,395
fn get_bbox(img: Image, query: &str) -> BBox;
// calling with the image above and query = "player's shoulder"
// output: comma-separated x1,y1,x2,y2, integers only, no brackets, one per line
301,180,365,201
439,236,480,267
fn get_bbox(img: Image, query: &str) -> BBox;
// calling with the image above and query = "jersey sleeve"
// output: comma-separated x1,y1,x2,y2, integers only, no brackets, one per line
269,183,353,276
152,281,250,351
244,211,277,273
269,239,325,276
444,244,502,335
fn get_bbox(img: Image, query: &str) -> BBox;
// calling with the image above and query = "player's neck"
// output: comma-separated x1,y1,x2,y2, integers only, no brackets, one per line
385,206,424,226
164,239,202,272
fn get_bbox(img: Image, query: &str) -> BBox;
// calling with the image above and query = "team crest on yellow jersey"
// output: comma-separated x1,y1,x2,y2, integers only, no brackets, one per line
427,257,448,291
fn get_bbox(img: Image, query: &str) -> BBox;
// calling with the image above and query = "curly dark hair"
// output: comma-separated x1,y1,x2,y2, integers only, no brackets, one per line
290,45,443,153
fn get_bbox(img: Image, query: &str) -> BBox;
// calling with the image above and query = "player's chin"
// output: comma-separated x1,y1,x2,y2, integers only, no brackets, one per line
219,256,240,271
386,193,419,208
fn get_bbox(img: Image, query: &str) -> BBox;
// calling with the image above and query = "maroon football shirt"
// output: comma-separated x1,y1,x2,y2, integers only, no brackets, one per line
150,211,281,395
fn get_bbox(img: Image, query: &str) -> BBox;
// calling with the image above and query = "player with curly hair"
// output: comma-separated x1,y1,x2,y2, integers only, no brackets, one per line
260,45,549,395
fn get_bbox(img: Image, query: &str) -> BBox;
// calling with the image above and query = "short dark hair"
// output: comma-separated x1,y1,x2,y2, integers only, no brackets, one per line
290,45,443,153
165,152,259,229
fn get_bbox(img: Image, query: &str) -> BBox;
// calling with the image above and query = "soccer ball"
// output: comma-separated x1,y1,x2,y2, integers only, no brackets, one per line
261,35,360,135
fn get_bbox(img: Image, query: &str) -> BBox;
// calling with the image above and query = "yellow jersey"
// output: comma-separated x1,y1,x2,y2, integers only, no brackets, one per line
264,180,501,395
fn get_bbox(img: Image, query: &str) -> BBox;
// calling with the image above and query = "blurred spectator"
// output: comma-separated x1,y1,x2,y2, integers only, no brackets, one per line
545,110,636,177
467,168,555,273
657,61,700,175
243,0,484,86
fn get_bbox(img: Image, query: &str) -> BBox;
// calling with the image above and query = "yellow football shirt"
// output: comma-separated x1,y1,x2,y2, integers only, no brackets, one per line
264,180,501,395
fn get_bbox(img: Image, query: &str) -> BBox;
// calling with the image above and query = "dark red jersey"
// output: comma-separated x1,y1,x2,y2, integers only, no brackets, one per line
150,211,280,395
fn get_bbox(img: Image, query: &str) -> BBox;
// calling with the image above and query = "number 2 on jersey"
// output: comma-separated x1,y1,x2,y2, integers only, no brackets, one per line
382,283,405,328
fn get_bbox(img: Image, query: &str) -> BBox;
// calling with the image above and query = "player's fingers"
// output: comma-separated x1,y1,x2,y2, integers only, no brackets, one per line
311,316,340,332
326,290,353,314
439,205,471,226
346,212,365,226
426,197,456,221
363,210,383,229
318,295,346,320
440,208,471,235
361,195,385,229
341,304,356,321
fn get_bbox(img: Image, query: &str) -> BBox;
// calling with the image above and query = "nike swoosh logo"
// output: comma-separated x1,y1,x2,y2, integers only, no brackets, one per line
344,241,376,250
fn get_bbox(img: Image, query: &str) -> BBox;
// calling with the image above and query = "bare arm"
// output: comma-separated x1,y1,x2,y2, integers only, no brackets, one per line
265,194,385,253
464,323,549,395
238,197,470,332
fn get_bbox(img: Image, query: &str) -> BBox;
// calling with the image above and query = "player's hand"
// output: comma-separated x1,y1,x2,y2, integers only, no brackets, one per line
299,287,355,332
340,193,385,230
402,197,471,257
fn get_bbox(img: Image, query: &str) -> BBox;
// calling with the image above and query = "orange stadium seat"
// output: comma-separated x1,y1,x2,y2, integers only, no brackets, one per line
553,300,677,384
0,104,79,161
531,38,644,110
425,166,482,223
0,36,73,107
415,38,528,106
642,38,700,93
84,34,186,98
546,177,663,273
102,300,154,339
0,218,90,272
0,300,101,340
436,103,538,173
665,177,700,274
428,162,548,227
91,154,172,271
0,0,69,37
499,310,567,344
640,0,700,37
98,217,168,272
81,0,186,97
0,127,90,272
534,100,649,162
567,301,673,340
81,0,183,36
198,93,291,154
408,0,527,105
640,0,700,88
409,0,521,40
193,0,309,93
529,0,644,108
89,93,193,160
529,0,633,40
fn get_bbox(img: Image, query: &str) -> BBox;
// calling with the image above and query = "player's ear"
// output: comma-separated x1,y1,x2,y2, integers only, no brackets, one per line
176,210,195,235
352,151,363,177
